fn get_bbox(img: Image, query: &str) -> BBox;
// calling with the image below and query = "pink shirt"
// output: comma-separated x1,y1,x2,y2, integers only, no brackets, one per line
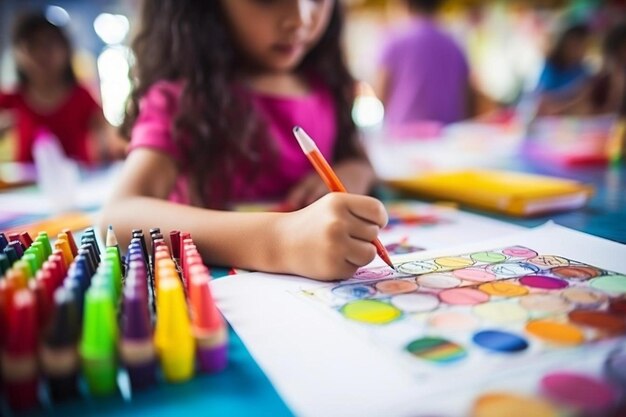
130,80,337,205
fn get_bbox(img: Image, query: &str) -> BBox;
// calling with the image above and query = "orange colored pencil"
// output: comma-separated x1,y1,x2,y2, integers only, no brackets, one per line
292,126,395,271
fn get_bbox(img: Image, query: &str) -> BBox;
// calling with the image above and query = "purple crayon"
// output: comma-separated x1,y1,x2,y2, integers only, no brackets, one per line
120,286,156,390
188,271,228,373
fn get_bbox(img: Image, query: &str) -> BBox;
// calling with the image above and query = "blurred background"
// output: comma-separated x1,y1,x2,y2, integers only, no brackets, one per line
0,0,625,163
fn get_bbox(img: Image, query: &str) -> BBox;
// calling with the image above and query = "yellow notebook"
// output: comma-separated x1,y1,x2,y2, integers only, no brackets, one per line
387,170,593,217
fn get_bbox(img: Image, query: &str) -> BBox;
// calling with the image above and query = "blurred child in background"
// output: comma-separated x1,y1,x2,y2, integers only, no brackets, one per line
0,12,125,164
374,0,471,127
536,24,591,96
589,22,626,115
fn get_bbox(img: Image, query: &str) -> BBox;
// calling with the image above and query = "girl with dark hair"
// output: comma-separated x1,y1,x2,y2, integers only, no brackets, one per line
0,12,120,163
103,0,385,281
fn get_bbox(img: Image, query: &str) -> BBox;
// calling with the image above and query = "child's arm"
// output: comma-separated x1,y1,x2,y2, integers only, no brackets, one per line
101,149,387,281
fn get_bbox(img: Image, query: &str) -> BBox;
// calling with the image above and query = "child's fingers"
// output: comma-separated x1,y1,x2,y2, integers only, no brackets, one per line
347,217,380,242
345,238,377,267
346,196,388,228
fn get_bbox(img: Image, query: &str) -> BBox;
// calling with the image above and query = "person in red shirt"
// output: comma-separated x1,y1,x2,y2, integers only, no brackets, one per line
0,11,125,164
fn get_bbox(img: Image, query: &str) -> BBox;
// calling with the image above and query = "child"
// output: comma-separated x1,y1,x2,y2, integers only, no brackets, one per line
0,12,124,164
536,23,592,115
374,0,471,126
589,23,626,115
102,0,385,281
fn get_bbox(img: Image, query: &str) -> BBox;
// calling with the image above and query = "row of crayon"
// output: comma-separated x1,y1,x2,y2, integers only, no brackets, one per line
0,228,100,410
0,226,228,413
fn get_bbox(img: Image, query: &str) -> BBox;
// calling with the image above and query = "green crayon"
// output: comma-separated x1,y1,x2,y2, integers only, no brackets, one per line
104,248,123,299
21,254,38,279
27,242,44,270
79,287,118,396
36,232,52,258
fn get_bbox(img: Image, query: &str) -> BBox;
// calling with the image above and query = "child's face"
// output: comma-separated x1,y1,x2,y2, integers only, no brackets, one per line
221,0,335,73
15,30,69,82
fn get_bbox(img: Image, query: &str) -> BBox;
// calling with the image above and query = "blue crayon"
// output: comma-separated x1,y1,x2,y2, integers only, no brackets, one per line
0,253,9,275
80,243,99,271
68,261,91,293
0,232,8,251
3,245,18,266
81,238,100,264
63,278,86,315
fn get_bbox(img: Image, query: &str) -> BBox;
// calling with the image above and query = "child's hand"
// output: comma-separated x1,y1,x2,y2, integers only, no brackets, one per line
276,193,388,281
285,159,376,209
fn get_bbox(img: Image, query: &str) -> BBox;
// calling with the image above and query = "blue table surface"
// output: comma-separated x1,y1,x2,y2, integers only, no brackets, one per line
8,161,626,417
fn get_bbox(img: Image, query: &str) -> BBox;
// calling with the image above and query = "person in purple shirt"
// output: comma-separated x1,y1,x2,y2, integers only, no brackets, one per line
375,0,471,127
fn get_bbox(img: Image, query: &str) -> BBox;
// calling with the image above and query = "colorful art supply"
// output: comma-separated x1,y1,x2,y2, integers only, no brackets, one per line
80,286,118,396
154,277,195,382
540,372,618,413
472,392,558,417
188,273,228,373
41,287,81,402
292,126,395,270
2,289,39,411
406,337,467,364
472,330,528,352
298,243,626,394
120,285,157,390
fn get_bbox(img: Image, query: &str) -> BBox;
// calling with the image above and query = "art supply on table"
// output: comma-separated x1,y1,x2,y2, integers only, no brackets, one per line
79,286,118,396
154,269,195,383
292,126,395,270
2,289,39,411
388,170,593,217
183,242,227,372
40,287,81,402
120,284,157,390
0,225,228,412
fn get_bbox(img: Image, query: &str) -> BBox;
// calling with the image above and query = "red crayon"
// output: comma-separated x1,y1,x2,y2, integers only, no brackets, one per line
170,230,181,260
19,232,33,249
3,289,39,411
0,280,9,348
31,271,55,331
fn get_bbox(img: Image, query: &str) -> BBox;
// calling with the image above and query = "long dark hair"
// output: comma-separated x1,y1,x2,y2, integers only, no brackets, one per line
546,23,590,71
12,11,76,87
122,1,360,209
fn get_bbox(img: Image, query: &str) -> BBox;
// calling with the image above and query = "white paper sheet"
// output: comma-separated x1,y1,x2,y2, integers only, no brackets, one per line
212,223,626,417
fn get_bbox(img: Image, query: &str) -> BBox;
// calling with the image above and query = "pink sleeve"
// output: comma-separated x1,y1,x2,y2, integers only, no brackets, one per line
129,81,183,162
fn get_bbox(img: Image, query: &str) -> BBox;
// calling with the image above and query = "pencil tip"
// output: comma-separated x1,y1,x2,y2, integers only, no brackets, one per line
293,126,301,133
108,225,113,230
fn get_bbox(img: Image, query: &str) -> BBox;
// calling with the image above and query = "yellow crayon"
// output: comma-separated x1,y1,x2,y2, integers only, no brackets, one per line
154,277,195,382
